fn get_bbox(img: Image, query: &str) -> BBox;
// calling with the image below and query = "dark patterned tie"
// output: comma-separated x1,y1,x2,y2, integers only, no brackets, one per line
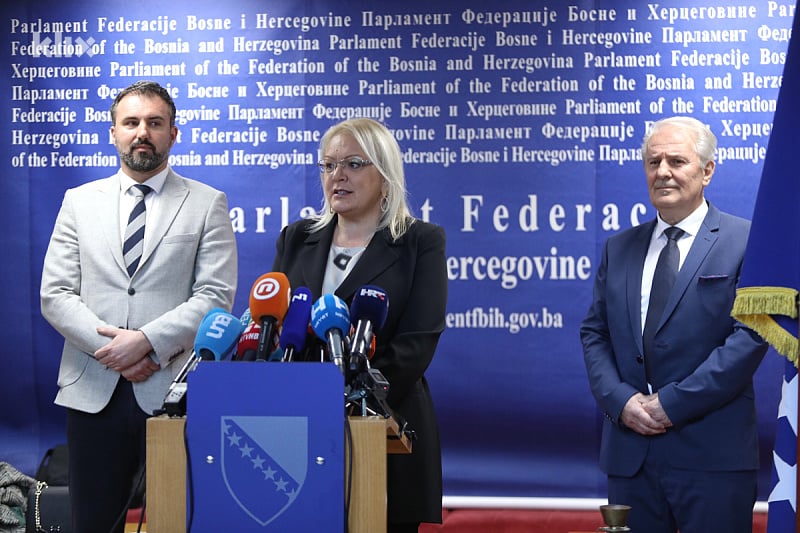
123,184,152,277
643,226,685,383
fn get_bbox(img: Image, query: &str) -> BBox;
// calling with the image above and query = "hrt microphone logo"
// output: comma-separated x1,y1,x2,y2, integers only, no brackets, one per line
253,278,282,300
358,287,387,301
207,313,235,339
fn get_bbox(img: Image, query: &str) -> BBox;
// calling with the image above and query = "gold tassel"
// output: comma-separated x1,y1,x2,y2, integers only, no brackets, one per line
731,286,798,318
732,286,799,364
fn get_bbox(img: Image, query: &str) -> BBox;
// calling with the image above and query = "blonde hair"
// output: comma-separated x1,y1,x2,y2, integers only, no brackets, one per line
308,118,414,240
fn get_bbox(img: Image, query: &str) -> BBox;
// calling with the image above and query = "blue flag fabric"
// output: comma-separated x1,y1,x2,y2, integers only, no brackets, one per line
768,360,798,533
731,2,800,362
731,2,800,531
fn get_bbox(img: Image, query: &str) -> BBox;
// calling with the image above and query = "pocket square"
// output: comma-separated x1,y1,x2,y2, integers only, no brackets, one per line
698,274,730,282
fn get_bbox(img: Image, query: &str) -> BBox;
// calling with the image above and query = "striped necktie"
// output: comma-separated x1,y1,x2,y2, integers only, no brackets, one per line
123,184,152,277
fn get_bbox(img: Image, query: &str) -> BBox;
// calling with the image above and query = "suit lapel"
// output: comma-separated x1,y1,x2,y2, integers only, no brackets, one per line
139,170,188,269
299,222,333,296
659,204,721,327
627,220,655,352
298,221,401,302
336,228,400,301
95,176,127,274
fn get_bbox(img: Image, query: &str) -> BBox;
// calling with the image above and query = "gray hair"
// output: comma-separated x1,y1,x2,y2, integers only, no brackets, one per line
641,116,717,167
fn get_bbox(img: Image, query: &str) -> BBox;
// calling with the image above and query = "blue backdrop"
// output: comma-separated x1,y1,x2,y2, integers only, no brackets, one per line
1,0,790,502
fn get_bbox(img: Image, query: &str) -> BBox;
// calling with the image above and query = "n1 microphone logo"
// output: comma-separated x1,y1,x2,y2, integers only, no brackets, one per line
359,287,387,301
291,291,310,304
207,313,234,339
252,277,282,301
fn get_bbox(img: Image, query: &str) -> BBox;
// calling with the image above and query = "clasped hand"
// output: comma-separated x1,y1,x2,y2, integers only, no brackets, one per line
95,326,160,382
620,392,673,436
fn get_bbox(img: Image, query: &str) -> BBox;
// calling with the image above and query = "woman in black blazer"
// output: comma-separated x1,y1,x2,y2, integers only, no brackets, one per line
272,117,447,532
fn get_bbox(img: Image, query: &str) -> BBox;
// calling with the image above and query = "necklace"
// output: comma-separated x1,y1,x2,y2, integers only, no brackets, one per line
332,244,365,271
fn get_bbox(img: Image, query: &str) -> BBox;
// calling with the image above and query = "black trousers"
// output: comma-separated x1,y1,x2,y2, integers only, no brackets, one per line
66,379,148,533
388,524,420,533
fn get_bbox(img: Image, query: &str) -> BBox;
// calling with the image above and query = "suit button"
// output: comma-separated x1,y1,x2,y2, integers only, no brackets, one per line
128,288,135,295
636,355,643,364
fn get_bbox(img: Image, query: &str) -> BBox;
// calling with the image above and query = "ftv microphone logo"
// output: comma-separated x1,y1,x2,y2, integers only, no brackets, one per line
252,278,281,300
311,294,349,318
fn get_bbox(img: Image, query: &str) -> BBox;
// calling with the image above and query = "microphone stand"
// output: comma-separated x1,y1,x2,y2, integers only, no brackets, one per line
346,367,389,415
342,334,416,442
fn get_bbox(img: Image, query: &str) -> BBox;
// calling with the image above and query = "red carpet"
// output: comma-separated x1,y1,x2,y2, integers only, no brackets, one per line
419,508,769,533
127,506,769,531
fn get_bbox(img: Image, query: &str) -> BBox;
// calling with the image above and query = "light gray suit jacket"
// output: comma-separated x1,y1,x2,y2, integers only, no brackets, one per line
40,168,238,415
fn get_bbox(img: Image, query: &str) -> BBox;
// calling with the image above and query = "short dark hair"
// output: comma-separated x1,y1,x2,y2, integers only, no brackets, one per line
110,80,177,126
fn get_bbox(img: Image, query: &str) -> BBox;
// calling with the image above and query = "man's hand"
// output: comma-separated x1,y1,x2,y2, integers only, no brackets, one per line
619,392,669,435
119,356,161,383
641,392,673,428
95,326,160,382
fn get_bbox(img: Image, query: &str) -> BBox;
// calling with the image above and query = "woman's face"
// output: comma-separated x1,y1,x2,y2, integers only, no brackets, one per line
321,133,386,224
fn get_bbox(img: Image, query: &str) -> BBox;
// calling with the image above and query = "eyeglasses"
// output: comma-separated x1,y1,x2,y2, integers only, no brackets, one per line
317,157,373,175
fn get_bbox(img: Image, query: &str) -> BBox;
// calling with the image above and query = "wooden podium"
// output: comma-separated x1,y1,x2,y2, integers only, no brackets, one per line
146,363,410,533
146,415,186,533
344,416,411,532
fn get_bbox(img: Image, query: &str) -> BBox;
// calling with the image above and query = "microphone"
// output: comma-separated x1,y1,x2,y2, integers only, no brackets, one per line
348,286,389,374
234,320,260,362
248,272,291,361
238,307,252,329
310,294,350,373
279,287,313,362
159,308,243,416
172,307,227,384
194,310,243,361
166,309,221,386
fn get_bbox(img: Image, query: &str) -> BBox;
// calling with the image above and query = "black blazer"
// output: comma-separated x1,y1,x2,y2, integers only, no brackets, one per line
272,216,447,525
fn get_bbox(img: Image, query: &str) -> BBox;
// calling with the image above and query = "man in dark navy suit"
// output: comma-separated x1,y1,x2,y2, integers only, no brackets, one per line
581,116,768,533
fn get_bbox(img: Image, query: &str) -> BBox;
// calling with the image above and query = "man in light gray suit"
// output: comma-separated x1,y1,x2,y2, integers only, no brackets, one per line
40,80,238,533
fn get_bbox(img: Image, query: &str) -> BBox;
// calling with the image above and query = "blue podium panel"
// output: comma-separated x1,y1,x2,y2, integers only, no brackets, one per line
186,362,345,532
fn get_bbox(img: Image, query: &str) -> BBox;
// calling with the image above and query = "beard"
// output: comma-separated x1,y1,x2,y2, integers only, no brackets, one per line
118,141,168,172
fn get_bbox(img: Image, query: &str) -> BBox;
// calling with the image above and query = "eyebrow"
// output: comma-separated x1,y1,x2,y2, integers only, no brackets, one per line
646,149,690,158
322,154,365,160
120,114,167,122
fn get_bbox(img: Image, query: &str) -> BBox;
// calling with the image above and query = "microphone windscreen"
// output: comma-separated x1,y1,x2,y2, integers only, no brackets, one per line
280,287,313,351
194,310,243,360
235,320,260,360
238,308,252,328
249,272,291,324
350,285,389,332
310,294,350,339
192,308,227,352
